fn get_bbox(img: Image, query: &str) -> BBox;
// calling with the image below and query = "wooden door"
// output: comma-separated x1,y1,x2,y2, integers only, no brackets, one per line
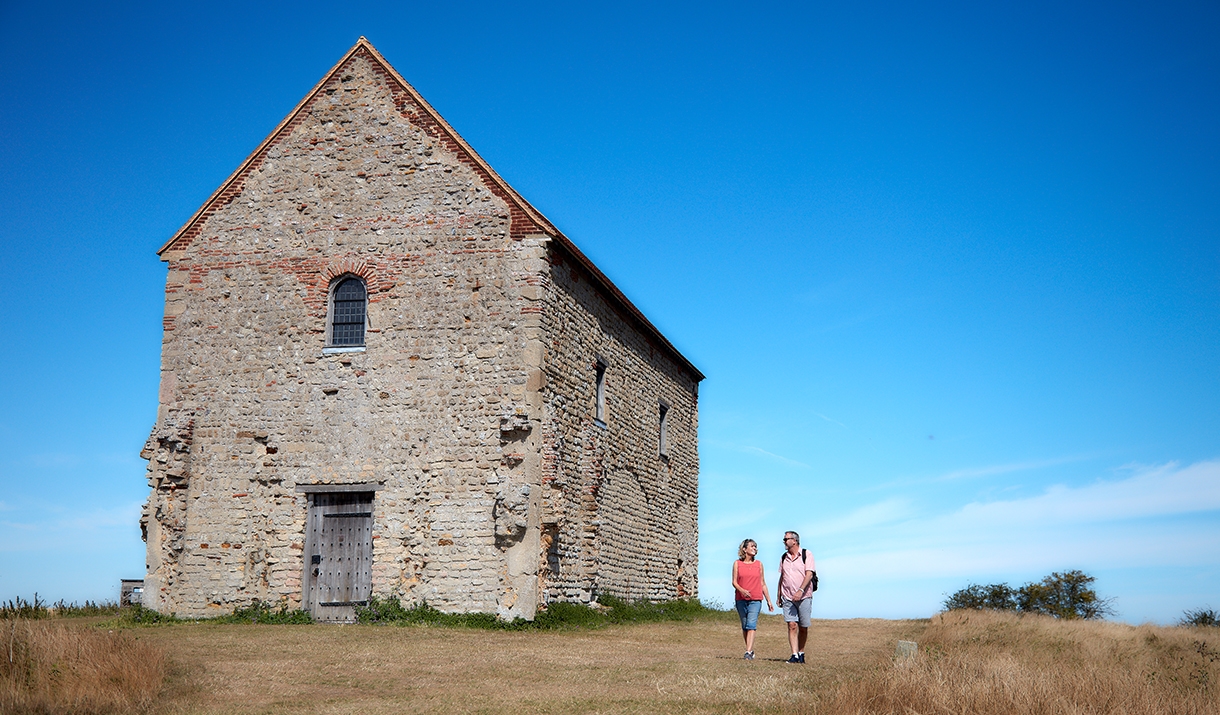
303,492,374,622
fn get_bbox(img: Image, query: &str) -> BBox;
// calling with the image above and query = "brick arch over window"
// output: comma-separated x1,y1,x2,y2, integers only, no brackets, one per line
322,260,380,289
327,274,367,347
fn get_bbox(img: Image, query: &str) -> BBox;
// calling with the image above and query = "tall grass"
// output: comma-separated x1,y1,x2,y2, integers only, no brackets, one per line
0,619,166,715
1,594,123,620
826,609,1220,714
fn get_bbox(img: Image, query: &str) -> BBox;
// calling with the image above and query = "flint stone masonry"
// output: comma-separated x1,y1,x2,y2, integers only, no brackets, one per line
141,38,702,621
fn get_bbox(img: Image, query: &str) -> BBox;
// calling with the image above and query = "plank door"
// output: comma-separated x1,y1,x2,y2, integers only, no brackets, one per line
303,492,374,622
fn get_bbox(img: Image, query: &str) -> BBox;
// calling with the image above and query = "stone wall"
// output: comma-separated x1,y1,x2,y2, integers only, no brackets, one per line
142,41,699,620
536,247,700,603
143,50,545,618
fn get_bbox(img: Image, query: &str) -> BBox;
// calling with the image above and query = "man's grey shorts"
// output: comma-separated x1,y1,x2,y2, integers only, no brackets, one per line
782,597,813,627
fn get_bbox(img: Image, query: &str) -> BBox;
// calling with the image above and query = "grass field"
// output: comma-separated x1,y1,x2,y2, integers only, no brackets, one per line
3,608,1218,714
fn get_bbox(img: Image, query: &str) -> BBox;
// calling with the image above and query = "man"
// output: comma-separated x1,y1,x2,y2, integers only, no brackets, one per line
777,530,815,663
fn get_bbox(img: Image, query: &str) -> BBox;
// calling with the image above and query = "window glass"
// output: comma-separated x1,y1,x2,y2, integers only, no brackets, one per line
595,361,607,423
659,402,670,456
331,277,366,346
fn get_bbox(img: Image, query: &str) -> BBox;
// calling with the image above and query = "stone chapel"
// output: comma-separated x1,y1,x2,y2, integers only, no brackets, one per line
140,38,702,621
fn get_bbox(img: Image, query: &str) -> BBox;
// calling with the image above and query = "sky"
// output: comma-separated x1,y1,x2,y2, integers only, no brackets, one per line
0,1,1216,624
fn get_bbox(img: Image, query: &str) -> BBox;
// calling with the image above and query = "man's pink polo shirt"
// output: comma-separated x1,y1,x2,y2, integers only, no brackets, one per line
779,549,816,601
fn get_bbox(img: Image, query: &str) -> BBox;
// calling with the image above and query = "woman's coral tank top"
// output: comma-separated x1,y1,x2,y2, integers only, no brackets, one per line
735,560,763,601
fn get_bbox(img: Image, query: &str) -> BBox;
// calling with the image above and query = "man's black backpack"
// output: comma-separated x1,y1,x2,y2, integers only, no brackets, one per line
779,548,818,598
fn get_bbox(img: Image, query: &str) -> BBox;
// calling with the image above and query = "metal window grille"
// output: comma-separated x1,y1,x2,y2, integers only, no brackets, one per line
331,278,366,346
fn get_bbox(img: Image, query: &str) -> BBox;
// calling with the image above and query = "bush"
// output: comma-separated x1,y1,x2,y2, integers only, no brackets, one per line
3,595,126,620
108,601,310,626
943,583,1018,611
52,599,122,618
1,594,49,620
1018,571,1114,620
944,570,1114,620
356,595,718,630
1181,608,1219,628
213,600,312,625
356,598,525,629
112,604,182,626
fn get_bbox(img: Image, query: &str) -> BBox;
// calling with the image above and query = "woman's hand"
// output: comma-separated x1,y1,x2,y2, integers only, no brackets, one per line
739,589,751,599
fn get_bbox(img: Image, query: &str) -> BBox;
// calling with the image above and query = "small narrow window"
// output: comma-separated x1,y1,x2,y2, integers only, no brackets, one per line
594,360,607,427
658,401,670,457
329,277,367,347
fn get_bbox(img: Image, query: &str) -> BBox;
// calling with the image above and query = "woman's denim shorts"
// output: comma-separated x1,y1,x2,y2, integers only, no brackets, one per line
735,599,762,630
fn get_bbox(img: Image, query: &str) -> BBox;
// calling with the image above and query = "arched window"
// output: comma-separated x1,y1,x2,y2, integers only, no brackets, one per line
328,277,366,347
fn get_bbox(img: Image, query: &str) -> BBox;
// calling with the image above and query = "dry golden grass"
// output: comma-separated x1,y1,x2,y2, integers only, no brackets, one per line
1,618,166,715
136,611,918,714
8,609,1217,714
824,610,1220,715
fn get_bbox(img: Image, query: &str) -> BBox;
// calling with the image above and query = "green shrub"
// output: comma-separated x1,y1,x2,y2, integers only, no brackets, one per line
51,599,122,617
1,594,49,620
944,570,1114,620
356,595,718,630
108,600,309,626
597,594,710,624
1017,571,1113,620
214,600,313,624
4,595,126,620
113,604,182,625
1180,608,1220,628
943,583,1018,611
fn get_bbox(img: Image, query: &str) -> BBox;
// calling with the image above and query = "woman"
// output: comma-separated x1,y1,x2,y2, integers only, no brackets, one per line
732,538,774,660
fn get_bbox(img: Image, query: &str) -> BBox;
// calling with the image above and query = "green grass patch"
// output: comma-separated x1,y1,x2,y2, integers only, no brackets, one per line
101,600,311,627
355,594,720,630
212,600,314,624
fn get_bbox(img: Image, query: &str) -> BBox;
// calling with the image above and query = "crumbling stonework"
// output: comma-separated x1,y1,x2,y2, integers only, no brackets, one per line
142,38,701,620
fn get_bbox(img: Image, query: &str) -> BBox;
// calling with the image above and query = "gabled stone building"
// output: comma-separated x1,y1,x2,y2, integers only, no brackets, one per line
140,38,702,621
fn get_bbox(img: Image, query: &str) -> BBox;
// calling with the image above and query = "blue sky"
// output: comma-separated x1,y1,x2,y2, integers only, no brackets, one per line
0,1,1216,623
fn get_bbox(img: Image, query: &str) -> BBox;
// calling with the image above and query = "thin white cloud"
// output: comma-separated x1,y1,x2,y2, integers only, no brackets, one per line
22,453,83,469
8,451,143,471
952,460,1220,526
0,521,39,533
0,501,144,553
864,453,1100,493
738,446,811,469
824,519,1220,582
702,439,812,469
815,412,847,428
934,454,1096,482
822,460,1220,580
807,498,913,537
701,507,776,535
